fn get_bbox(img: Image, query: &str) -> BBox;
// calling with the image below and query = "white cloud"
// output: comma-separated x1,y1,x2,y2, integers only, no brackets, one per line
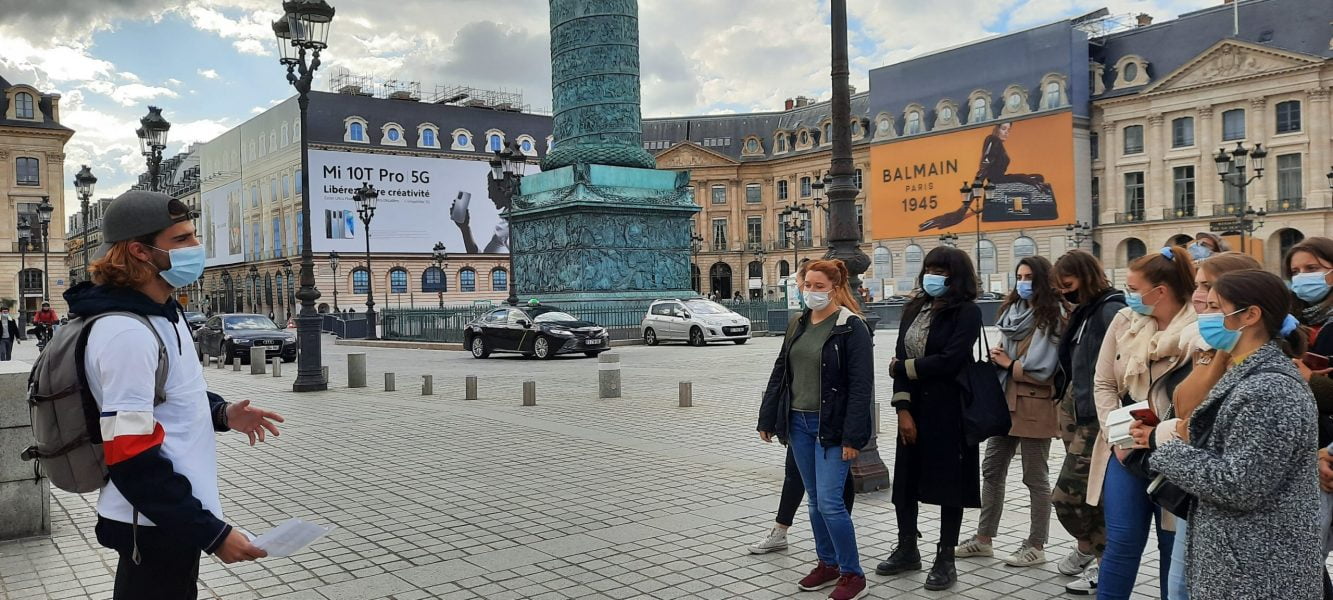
106,83,180,107
232,39,267,56
0,36,114,84
185,5,277,57
197,68,220,79
166,78,183,87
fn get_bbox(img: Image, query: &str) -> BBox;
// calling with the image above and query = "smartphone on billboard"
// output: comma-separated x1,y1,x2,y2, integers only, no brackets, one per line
451,191,471,224
325,209,334,239
344,211,355,239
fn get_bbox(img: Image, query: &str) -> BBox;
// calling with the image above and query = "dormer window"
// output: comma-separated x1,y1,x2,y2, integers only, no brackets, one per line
775,131,789,153
821,121,832,145
967,91,993,124
485,129,506,152
516,134,537,156
417,123,440,149
905,111,922,135
1001,85,1030,117
874,112,895,139
1113,55,1150,89
934,100,959,130
14,92,34,119
381,123,406,146
1039,74,1067,109
742,136,763,156
344,116,369,143
451,128,475,151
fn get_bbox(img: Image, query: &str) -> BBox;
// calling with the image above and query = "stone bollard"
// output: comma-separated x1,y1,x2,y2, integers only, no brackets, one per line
202,353,211,367
598,353,621,399
465,375,478,400
321,366,329,383
384,372,396,392
522,381,536,406
679,381,693,407
216,354,225,369
421,375,433,396
348,353,367,388
1,360,49,540
232,357,241,371
271,358,282,377
874,402,881,434
250,347,267,374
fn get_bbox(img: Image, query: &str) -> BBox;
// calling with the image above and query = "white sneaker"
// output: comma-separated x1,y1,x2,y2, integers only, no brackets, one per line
1064,560,1098,595
954,536,994,558
1002,540,1047,567
1057,547,1095,576
748,526,788,554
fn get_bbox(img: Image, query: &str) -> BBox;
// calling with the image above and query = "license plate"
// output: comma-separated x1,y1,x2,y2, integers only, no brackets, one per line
725,327,746,335
586,339,604,346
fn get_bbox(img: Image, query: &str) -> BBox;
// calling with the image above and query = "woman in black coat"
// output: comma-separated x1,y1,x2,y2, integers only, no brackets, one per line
975,121,1051,193
876,246,982,592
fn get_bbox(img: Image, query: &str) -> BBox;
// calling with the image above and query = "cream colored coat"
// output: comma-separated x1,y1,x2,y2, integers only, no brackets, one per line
1088,305,1202,517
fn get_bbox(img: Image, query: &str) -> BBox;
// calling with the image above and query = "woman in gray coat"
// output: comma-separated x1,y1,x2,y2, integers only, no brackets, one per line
1135,269,1322,599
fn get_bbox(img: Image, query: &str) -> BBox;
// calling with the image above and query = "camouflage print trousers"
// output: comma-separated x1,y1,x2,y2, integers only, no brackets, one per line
1052,396,1107,556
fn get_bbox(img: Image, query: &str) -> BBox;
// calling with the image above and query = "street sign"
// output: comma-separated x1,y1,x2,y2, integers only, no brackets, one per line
1209,219,1243,233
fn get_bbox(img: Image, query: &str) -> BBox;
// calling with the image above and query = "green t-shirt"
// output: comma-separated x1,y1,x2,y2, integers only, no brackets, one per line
789,314,836,412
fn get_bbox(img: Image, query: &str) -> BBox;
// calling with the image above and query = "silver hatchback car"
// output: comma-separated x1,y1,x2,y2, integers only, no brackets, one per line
640,298,751,346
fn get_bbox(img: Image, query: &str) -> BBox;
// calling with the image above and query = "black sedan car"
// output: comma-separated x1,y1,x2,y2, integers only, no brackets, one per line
464,305,609,359
183,311,207,330
195,313,297,364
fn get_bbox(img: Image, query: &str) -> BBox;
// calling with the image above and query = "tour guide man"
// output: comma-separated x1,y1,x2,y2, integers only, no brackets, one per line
69,190,284,599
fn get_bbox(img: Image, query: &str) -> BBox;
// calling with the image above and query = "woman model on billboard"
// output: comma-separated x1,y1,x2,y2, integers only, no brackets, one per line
918,121,1054,231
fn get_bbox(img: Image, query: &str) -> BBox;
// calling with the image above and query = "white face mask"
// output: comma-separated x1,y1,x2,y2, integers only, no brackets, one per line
804,291,831,311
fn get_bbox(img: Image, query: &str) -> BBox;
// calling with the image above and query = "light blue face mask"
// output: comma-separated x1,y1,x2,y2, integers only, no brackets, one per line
1197,309,1246,352
1125,288,1156,316
1188,243,1213,261
923,274,948,297
1290,271,1331,304
1016,280,1033,300
149,244,206,289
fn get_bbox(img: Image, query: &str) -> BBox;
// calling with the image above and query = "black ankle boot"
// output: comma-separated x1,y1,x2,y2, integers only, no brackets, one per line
875,535,922,576
924,544,957,591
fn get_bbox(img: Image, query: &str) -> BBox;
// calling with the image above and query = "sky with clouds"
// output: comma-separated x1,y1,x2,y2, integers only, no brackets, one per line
0,0,1216,218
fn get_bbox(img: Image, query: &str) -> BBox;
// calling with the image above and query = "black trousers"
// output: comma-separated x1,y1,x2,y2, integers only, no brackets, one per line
95,517,201,600
894,500,964,548
776,446,856,527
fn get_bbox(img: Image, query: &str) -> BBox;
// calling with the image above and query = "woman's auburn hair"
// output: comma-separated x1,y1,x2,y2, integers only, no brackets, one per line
91,240,159,289
802,259,863,316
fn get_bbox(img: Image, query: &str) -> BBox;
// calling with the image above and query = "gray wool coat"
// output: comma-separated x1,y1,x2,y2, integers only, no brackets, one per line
1150,342,1322,600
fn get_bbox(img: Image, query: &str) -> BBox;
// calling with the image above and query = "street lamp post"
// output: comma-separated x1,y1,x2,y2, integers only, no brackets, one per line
220,271,233,312
829,0,889,493
136,107,171,192
488,142,526,306
431,242,447,308
353,182,378,339
37,196,53,301
249,265,260,315
327,252,339,312
689,233,703,292
938,232,959,247
1065,221,1092,249
281,259,294,320
17,218,29,326
1214,142,1268,254
274,0,335,391
74,165,97,282
779,202,812,270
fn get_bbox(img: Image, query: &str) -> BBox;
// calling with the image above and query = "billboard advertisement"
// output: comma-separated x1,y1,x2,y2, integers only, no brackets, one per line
201,179,244,267
309,150,516,255
869,111,1075,239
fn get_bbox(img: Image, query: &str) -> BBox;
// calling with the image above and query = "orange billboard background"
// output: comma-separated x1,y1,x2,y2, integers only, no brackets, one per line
869,111,1075,239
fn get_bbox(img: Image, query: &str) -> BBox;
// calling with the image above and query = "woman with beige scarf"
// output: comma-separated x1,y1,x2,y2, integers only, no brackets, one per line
1090,246,1200,599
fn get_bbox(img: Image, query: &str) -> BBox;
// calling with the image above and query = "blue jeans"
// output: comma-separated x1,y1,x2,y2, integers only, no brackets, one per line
788,411,862,575
1166,518,1188,600
1099,455,1173,600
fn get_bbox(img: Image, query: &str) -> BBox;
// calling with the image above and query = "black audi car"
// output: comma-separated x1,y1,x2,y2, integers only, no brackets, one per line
194,313,297,364
464,304,609,359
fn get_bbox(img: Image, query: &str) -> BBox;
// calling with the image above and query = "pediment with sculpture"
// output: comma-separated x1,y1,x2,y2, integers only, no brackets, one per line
1145,40,1323,94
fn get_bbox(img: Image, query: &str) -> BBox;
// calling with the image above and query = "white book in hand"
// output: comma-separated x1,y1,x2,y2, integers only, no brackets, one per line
1107,401,1149,450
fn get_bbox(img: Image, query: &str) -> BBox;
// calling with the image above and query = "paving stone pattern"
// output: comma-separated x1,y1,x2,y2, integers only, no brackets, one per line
0,332,1171,599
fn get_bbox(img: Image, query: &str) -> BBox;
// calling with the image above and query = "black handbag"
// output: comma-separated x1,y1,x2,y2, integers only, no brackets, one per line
956,323,1011,447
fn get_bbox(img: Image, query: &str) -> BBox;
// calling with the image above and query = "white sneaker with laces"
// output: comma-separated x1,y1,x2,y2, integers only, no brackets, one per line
1064,560,1098,595
1002,540,1047,567
954,536,994,558
1057,547,1095,576
748,526,788,554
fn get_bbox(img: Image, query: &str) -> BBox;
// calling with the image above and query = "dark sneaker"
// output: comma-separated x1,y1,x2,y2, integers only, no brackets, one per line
797,562,841,591
828,574,869,600
875,542,922,576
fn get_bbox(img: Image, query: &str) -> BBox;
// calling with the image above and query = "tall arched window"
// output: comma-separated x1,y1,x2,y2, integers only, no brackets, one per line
389,267,408,293
978,239,997,275
906,112,922,135
422,266,446,292
351,267,369,294
1013,236,1037,260
1125,238,1147,264
422,128,436,147
904,244,924,280
281,123,290,146
971,98,989,123
1042,82,1062,109
460,268,476,292
491,268,508,291
778,260,791,278
14,92,34,119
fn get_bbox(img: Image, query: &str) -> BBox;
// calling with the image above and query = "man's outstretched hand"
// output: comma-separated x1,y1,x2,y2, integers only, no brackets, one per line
226,399,284,446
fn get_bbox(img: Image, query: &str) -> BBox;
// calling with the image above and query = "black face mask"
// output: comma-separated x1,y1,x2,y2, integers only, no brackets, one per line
1063,291,1080,304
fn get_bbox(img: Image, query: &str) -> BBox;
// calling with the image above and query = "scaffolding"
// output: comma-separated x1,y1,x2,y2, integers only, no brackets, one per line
328,67,421,101
427,84,529,112
1074,9,1139,42
328,67,535,111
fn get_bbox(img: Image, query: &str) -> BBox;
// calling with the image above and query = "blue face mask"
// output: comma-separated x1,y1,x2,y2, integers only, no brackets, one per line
1188,243,1213,261
1290,272,1331,304
1125,287,1157,316
1016,280,1034,300
149,244,206,289
923,274,948,298
1197,309,1246,352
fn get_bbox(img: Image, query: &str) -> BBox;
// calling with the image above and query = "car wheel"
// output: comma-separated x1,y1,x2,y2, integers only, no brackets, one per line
733,339,748,345
470,336,491,359
689,327,706,347
643,328,658,346
533,336,555,359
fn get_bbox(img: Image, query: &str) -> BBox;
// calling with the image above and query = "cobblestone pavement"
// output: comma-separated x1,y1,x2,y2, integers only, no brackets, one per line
0,331,1170,599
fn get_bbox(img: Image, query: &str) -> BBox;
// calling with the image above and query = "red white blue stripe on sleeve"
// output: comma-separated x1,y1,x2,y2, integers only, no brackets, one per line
99,411,165,466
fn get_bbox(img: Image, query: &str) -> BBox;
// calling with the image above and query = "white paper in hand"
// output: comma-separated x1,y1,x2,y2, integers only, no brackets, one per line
251,518,334,557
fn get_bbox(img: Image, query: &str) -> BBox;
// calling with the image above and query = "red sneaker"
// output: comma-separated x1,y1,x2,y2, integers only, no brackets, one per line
828,573,868,600
797,562,841,591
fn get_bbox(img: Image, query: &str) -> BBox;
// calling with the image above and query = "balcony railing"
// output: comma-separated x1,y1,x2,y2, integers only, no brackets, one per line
1114,211,1145,224
1268,198,1305,212
1161,206,1197,220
